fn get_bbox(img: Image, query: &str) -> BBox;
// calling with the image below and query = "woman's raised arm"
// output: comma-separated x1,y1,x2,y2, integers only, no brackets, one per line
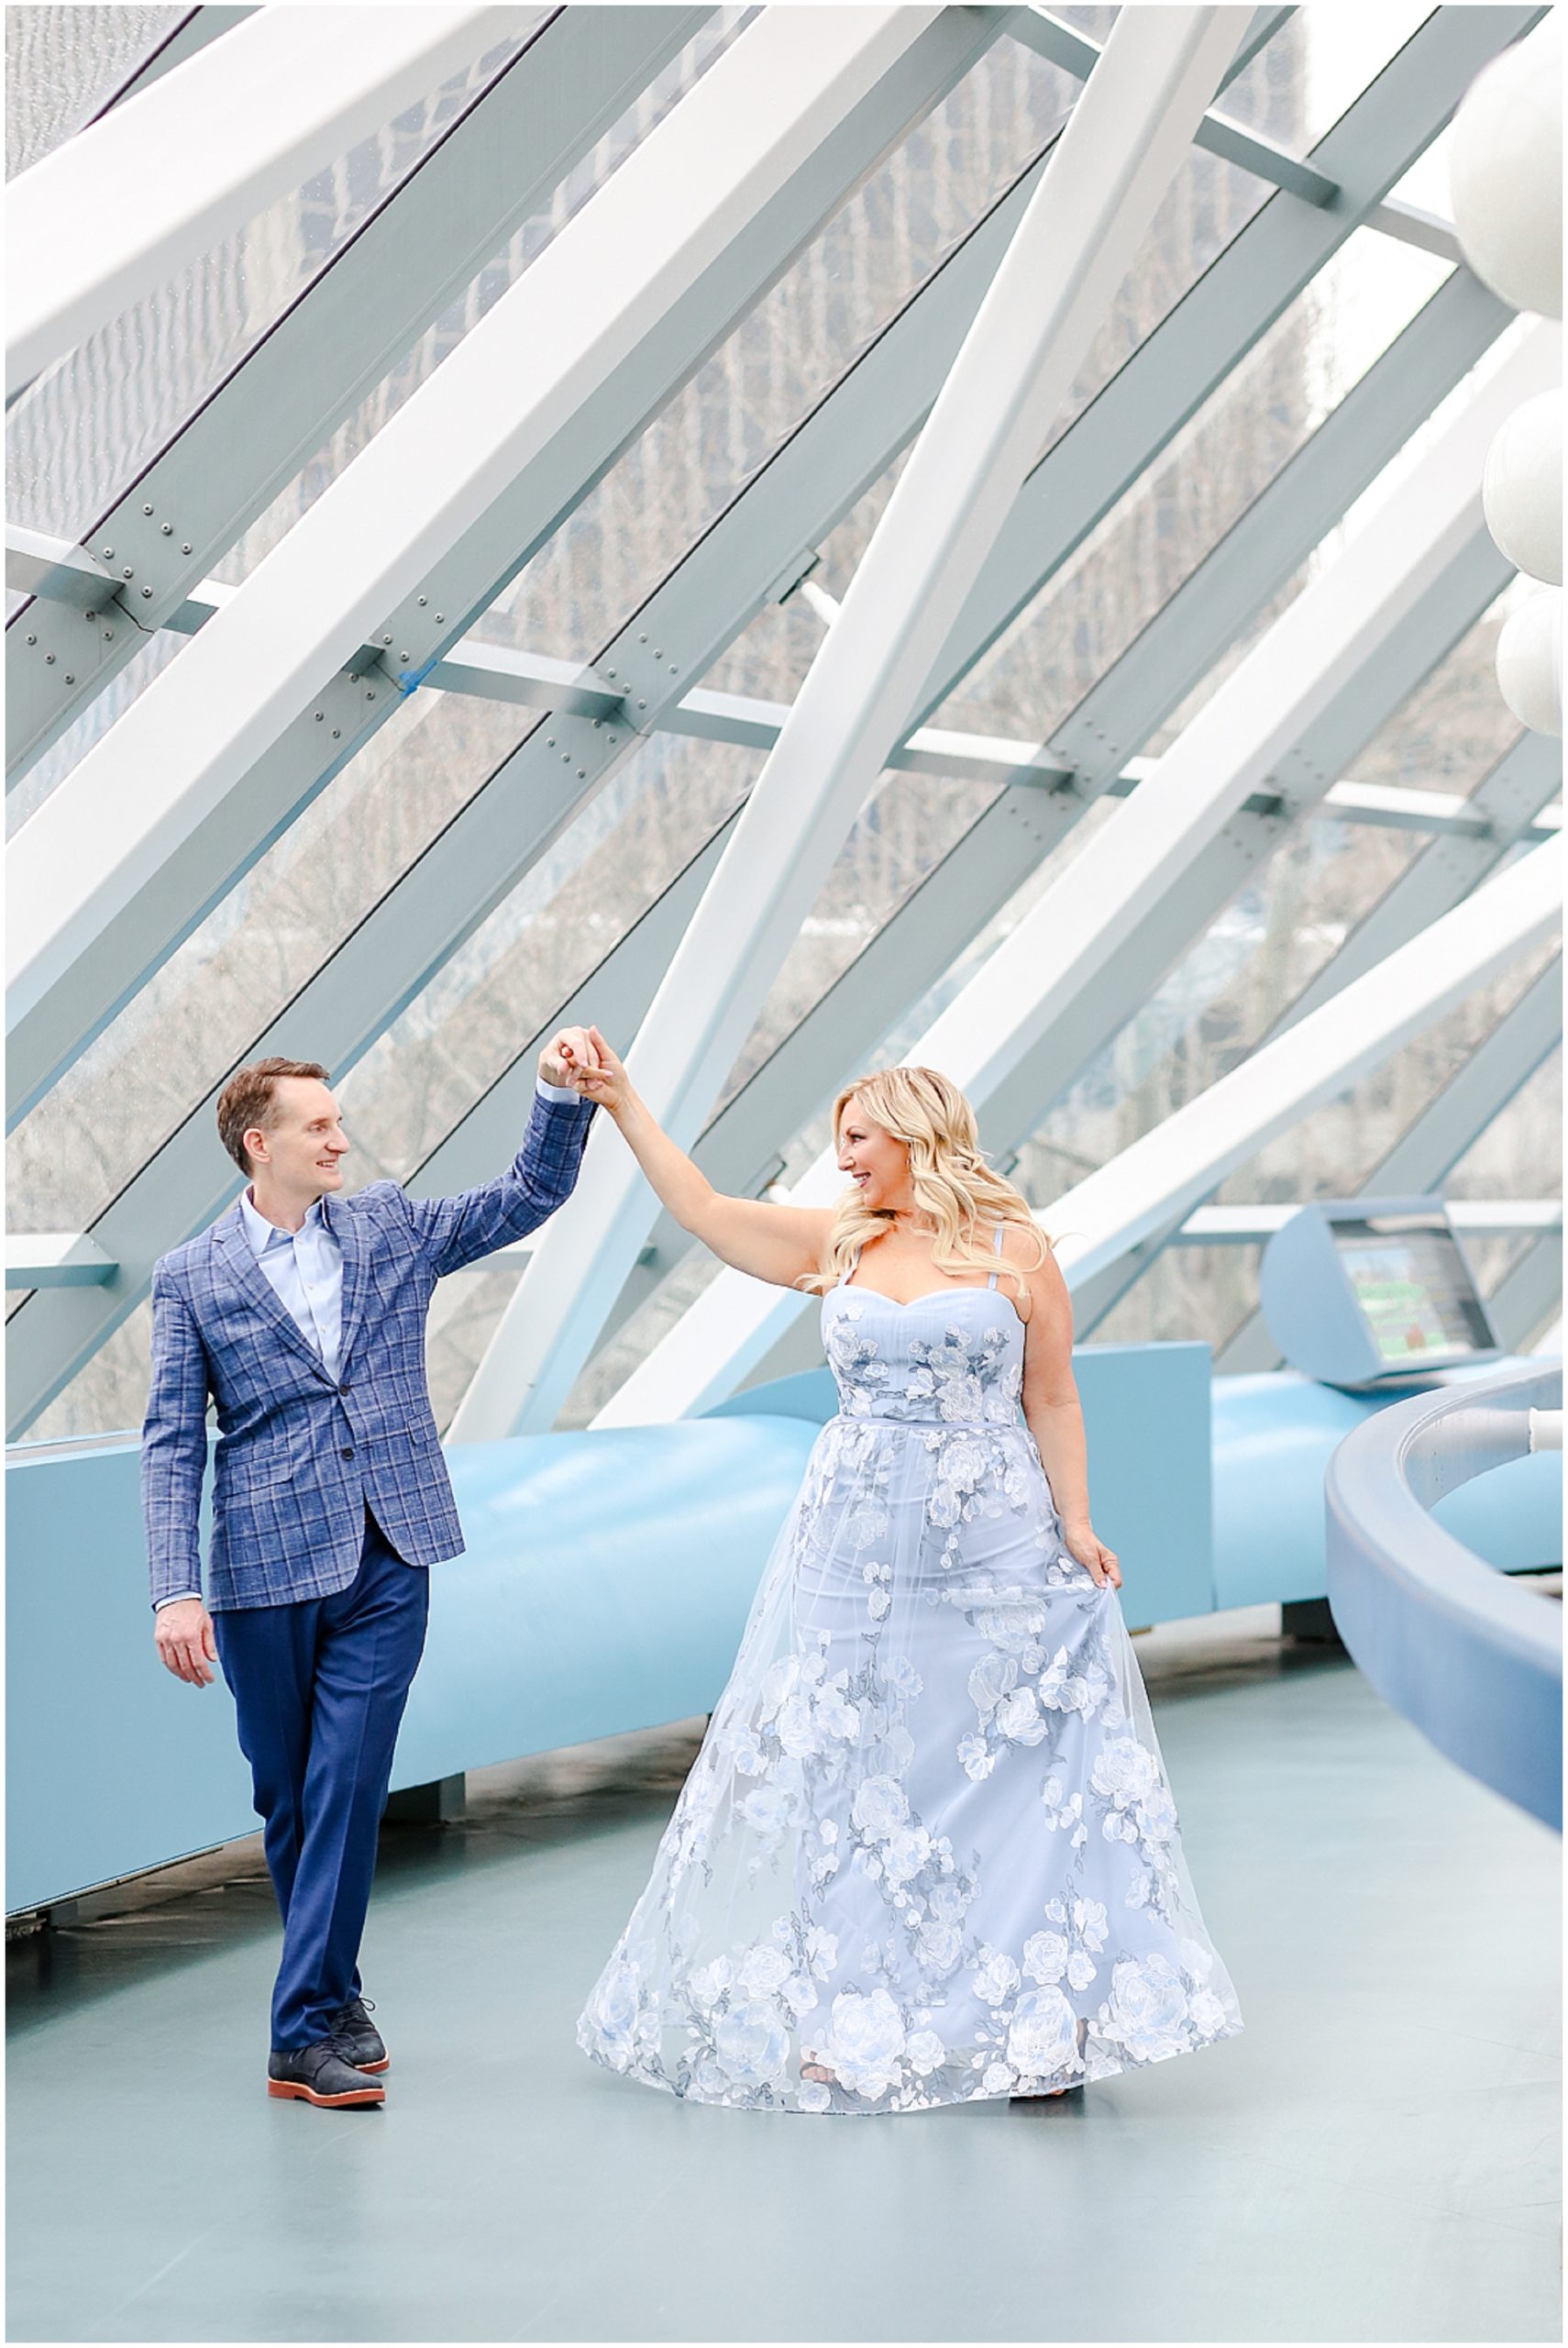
562,1026,833,1290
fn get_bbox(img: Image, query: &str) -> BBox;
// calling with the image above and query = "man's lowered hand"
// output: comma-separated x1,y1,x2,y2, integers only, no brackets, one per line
155,1598,217,1687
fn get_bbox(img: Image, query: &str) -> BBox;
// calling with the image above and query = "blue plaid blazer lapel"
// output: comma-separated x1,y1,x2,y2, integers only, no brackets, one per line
324,1195,369,1376
212,1203,332,1379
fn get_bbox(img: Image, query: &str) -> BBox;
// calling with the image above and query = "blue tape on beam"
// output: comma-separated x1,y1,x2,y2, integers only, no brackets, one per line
395,652,442,696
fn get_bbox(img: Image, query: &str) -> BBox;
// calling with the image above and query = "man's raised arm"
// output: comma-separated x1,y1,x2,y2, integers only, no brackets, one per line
403,1026,599,1279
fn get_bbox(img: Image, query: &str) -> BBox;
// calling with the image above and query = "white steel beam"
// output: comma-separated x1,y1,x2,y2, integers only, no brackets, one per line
400,262,1525,1373
451,6,1253,1441
1007,6,1336,205
5,6,523,396
27,534,1554,844
602,843,1561,1422
1004,846,1562,1290
6,5,1520,1123
5,6,980,1125
26,529,1561,850
5,1235,117,1291
593,332,1557,1418
1068,728,1560,1338
1216,952,1563,1369
6,8,712,782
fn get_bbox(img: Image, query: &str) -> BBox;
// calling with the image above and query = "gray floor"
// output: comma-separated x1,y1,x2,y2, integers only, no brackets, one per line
8,1608,1561,2344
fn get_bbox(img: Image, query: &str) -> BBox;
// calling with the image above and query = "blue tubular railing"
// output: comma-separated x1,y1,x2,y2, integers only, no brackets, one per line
1325,1365,1563,1832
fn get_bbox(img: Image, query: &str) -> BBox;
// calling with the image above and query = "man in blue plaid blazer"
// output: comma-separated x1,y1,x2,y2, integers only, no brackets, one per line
142,1028,597,2109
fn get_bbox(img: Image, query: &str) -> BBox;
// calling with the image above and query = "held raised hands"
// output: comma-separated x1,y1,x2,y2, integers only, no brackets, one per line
557,1024,632,1117
538,1024,601,1090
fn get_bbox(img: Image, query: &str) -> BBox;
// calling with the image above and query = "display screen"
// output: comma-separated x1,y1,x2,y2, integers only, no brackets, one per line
1329,1213,1496,1366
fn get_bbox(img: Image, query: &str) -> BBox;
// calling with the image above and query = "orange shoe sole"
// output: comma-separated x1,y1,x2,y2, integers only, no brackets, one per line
267,2077,384,2108
355,2056,391,2075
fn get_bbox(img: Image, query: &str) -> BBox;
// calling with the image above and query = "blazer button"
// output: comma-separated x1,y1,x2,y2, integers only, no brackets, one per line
341,1446,355,1459
338,1381,350,1394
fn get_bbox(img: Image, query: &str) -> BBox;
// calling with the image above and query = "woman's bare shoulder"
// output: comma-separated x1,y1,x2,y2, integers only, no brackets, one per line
994,1214,1052,1270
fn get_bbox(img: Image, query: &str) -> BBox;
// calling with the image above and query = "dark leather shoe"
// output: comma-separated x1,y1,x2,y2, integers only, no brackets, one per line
331,1995,388,2074
267,2040,384,2108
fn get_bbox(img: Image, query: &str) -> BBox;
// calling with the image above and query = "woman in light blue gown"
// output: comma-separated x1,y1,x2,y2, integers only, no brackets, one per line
568,1035,1242,2114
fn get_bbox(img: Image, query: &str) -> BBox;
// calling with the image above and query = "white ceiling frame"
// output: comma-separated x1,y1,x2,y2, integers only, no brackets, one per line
596,327,1560,1423
5,6,955,1114
5,5,525,395
449,6,1254,1442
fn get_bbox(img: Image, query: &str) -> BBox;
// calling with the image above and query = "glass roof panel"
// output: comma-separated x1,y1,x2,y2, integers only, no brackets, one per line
1032,4,1433,150
6,27,1080,1235
6,682,540,1235
470,33,1084,662
708,135,1285,710
341,732,766,1186
6,28,536,540
6,12,752,829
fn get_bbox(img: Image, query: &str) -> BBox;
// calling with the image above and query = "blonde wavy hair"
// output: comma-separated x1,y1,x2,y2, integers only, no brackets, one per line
796,1065,1052,1299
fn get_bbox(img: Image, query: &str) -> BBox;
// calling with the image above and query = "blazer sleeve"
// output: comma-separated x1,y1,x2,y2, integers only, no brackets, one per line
403,1087,597,1279
141,1260,213,1609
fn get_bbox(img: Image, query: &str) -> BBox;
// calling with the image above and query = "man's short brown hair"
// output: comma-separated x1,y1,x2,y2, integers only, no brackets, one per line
216,1058,331,1176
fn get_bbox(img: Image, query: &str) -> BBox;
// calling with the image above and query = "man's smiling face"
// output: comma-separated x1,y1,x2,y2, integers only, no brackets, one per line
246,1076,350,1202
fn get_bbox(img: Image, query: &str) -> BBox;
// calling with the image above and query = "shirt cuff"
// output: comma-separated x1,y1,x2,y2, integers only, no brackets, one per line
535,1074,584,1103
154,1592,203,1610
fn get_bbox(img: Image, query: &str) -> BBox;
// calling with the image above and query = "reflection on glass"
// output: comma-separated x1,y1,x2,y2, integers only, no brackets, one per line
1056,962,1558,1360
212,11,752,593
1343,585,1531,803
6,33,533,539
6,684,540,1236
6,5,185,180
1014,812,1430,1210
340,734,764,1183
927,228,1452,744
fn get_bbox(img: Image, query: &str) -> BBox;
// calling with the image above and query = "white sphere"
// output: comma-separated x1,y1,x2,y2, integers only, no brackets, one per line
1484,391,1563,584
1449,22,1562,318
1496,590,1563,736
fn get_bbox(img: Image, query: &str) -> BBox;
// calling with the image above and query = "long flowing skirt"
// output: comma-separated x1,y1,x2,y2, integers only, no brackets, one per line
578,1412,1242,2112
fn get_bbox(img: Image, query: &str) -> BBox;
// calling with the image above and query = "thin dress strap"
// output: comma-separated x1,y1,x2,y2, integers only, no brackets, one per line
987,1222,1005,1290
836,1244,865,1290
